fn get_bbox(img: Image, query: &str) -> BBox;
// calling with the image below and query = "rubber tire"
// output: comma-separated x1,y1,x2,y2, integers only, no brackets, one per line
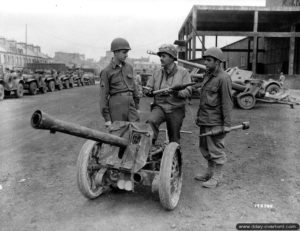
69,79,74,88
65,80,70,89
237,93,256,110
77,140,107,199
265,84,280,95
15,83,24,98
57,82,63,90
48,81,55,92
0,84,4,100
29,82,38,95
40,84,47,94
158,142,182,210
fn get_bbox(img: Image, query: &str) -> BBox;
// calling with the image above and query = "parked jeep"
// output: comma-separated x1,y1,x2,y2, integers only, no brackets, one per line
22,69,40,95
0,68,24,100
51,70,63,90
33,70,48,94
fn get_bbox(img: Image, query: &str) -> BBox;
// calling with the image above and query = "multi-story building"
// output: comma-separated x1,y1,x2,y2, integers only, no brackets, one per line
99,51,160,74
54,51,100,71
0,37,51,70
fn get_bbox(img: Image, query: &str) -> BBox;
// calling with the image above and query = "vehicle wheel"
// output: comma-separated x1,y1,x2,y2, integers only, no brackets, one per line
0,84,4,100
77,140,109,199
65,80,70,89
29,82,38,95
236,93,256,110
58,82,63,90
265,84,280,95
48,81,55,92
69,79,74,88
15,83,24,98
159,142,182,210
40,84,47,94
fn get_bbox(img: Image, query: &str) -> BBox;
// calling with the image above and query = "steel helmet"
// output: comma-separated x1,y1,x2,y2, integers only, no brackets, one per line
157,44,177,60
203,47,225,62
110,38,131,52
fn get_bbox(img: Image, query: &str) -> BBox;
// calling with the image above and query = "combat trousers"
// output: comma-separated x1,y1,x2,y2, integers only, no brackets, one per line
109,95,140,122
147,105,185,144
199,125,227,164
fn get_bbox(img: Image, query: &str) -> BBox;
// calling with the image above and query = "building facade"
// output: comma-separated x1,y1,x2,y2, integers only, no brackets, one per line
0,37,50,70
99,51,160,74
178,3,300,75
222,37,300,74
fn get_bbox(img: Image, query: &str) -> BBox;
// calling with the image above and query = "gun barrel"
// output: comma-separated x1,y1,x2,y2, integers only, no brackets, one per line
177,59,206,70
146,50,206,70
31,110,128,148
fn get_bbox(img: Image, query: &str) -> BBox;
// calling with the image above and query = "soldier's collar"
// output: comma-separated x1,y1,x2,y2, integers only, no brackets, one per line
207,66,221,77
163,63,177,76
111,58,124,69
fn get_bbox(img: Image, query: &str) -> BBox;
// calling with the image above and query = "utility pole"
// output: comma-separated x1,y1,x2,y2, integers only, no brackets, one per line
25,24,27,65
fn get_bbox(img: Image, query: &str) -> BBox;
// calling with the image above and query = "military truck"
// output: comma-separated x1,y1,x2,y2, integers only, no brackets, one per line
33,70,48,94
21,69,40,95
0,67,24,100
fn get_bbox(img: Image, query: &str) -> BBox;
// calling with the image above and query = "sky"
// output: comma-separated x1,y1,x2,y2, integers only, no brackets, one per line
0,0,266,62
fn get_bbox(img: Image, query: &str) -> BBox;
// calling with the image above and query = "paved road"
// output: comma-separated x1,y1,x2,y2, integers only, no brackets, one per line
0,86,299,231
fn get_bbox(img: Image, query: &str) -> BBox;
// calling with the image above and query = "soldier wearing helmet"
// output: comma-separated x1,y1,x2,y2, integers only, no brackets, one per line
145,44,192,144
194,47,233,188
99,38,140,127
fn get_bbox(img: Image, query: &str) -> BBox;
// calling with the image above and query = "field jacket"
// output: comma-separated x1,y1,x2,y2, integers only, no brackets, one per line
146,64,192,113
196,67,233,127
99,59,139,121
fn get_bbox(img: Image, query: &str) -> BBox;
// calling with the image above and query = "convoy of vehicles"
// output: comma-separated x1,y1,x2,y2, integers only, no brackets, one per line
0,64,97,101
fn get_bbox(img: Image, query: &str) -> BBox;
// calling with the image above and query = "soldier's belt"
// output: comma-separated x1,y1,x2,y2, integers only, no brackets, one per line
111,91,133,96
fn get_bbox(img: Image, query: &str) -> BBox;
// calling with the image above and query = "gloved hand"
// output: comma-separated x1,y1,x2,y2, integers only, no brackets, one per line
105,121,112,128
169,89,179,97
222,126,231,134
144,87,154,97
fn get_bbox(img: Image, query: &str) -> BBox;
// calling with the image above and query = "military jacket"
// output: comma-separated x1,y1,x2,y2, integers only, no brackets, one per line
99,59,139,121
196,67,233,127
147,64,192,113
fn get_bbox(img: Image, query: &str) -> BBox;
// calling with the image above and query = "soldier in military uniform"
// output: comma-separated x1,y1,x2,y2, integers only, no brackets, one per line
145,44,192,144
194,47,233,188
99,38,140,127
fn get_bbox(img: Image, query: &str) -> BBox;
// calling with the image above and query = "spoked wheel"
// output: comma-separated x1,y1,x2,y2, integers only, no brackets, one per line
159,142,182,210
77,140,109,199
237,93,256,110
0,84,5,100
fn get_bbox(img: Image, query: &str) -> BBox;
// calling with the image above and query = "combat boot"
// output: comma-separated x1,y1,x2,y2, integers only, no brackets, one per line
194,160,214,182
202,164,223,188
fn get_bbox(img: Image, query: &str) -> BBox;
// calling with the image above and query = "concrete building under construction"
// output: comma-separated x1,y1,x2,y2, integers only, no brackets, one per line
177,0,300,76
